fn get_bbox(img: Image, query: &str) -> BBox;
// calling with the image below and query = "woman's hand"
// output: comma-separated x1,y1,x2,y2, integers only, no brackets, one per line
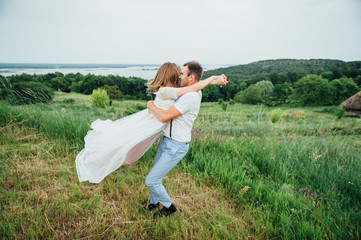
147,101,155,114
210,74,228,86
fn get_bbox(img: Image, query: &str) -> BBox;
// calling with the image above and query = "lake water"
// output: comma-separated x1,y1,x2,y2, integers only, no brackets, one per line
0,63,232,80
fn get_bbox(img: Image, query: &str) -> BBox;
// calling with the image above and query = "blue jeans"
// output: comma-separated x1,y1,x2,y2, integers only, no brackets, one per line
145,136,189,208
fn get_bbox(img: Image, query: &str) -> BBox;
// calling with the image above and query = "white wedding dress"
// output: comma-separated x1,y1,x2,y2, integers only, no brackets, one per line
76,87,180,183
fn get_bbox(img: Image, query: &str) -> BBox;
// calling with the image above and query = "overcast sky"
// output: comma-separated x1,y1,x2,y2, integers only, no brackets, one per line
0,0,360,64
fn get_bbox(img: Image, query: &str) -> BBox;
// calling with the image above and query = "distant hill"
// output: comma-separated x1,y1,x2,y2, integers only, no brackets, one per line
203,59,361,78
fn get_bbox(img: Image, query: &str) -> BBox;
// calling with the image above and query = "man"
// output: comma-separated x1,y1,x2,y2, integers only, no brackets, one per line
146,61,227,218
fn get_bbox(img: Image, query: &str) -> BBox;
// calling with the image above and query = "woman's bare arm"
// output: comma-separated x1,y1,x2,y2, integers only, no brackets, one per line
176,75,227,97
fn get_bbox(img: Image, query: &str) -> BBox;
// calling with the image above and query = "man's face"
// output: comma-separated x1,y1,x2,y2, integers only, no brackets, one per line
179,66,191,87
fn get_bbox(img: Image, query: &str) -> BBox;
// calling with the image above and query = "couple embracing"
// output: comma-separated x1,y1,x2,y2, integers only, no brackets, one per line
76,61,227,218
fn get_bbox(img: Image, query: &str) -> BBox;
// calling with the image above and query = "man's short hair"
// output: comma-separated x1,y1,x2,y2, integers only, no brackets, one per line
183,61,203,81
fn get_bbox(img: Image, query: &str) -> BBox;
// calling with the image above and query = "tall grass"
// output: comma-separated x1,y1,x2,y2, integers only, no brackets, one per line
182,133,360,239
0,120,251,239
0,77,53,105
0,93,147,150
0,102,89,152
187,103,360,238
0,96,360,239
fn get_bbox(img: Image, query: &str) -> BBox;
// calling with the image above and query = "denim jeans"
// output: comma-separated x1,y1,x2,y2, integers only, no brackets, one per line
145,136,189,208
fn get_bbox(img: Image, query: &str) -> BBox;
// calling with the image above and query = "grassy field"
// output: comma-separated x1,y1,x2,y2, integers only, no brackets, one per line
1,92,360,239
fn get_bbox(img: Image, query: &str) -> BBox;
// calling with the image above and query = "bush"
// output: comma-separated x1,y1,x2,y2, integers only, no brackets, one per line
91,88,110,108
229,99,235,105
221,102,228,111
218,99,224,105
270,108,283,123
6,81,54,105
63,98,75,104
334,107,346,119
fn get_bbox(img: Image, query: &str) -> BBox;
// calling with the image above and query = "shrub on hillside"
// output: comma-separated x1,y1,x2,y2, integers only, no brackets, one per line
5,81,54,105
91,88,110,108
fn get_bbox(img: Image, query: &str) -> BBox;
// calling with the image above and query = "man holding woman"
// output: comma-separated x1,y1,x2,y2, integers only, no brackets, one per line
146,61,227,218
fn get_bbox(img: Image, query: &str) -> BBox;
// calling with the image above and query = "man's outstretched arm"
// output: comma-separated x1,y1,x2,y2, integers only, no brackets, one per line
147,101,181,123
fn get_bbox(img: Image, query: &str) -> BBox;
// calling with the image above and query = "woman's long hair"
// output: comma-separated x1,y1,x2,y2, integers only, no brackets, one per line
148,62,181,91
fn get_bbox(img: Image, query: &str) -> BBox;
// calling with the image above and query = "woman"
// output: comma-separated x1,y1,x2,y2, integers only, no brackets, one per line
76,62,226,183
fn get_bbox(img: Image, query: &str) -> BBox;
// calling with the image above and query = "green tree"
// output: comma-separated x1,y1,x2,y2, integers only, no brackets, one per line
255,80,274,96
255,80,274,105
355,75,361,87
289,74,333,106
49,77,71,92
321,71,334,80
69,80,82,93
102,85,123,101
201,85,223,102
222,80,241,100
330,77,359,104
286,72,299,83
269,73,279,84
239,82,247,91
234,84,262,104
272,82,293,104
80,74,104,94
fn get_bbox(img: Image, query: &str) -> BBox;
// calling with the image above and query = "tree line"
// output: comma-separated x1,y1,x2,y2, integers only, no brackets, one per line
201,59,361,105
0,72,148,104
1,58,360,106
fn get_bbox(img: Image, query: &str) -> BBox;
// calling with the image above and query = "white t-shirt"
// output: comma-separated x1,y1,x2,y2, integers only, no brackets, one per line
163,91,202,143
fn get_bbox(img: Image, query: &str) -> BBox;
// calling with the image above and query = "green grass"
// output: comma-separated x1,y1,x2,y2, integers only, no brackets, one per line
1,92,360,239
0,117,251,239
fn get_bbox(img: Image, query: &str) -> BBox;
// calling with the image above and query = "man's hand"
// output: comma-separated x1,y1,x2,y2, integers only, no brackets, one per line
210,74,228,86
147,102,182,123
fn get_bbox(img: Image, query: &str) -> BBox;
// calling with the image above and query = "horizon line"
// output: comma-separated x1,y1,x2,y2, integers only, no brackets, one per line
1,58,361,67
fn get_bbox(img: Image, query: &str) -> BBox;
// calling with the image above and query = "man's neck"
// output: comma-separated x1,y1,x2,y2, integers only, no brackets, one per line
187,79,199,86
